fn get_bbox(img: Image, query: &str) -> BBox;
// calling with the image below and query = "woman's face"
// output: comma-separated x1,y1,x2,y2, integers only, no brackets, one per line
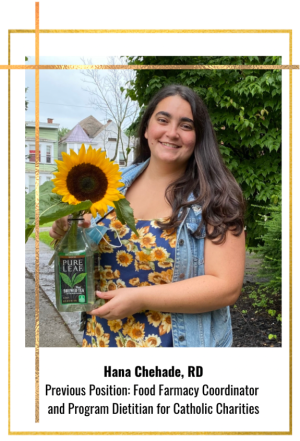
144,95,196,168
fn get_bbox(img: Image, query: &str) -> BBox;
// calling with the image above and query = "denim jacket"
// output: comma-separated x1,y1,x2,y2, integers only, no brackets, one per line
92,159,233,347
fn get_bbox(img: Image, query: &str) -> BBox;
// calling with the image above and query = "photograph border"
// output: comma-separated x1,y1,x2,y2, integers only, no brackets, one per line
5,2,296,435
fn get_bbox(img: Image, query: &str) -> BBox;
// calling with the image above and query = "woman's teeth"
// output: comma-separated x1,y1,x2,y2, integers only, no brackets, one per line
161,142,180,149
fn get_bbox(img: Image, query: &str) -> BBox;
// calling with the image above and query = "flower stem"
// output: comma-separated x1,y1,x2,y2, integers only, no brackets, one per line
68,212,80,252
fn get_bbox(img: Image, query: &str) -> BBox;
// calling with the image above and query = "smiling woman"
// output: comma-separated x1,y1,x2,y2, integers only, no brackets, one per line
50,84,246,348
144,95,196,168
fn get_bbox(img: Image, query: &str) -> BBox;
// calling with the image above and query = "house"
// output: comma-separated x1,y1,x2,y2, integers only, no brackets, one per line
59,116,134,166
25,118,60,193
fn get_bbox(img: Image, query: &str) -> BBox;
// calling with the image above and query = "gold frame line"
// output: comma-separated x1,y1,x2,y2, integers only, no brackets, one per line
7,10,294,434
289,28,293,435
34,0,40,425
0,64,299,70
8,26,11,437
6,28,295,33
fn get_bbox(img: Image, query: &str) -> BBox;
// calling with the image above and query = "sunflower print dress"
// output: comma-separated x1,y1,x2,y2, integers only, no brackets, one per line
82,211,176,347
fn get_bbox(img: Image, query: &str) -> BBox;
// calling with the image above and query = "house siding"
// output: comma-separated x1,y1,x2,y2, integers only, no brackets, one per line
25,124,59,192
26,126,58,159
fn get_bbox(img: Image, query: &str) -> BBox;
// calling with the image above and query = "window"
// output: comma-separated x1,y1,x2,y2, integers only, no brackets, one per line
28,176,35,193
29,146,41,162
46,146,51,163
119,151,126,166
108,137,117,142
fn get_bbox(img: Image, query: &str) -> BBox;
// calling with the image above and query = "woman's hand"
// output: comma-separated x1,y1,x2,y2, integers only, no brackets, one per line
88,288,144,320
49,213,93,240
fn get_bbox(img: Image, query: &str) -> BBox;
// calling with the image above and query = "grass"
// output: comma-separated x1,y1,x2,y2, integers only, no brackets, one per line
30,231,54,248
39,221,54,227
26,220,54,228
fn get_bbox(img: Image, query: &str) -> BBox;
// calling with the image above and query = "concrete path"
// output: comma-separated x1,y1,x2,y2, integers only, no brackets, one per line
25,268,79,347
25,235,83,347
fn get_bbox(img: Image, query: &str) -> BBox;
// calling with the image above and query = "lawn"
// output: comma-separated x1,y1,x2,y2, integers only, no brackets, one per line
30,231,54,248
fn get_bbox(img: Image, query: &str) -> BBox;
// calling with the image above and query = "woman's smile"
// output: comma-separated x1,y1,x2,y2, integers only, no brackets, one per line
159,141,181,149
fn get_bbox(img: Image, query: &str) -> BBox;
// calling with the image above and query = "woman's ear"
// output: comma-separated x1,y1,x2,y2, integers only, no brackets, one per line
144,129,148,140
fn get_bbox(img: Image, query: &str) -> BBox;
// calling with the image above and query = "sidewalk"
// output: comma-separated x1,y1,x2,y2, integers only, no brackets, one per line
25,236,83,347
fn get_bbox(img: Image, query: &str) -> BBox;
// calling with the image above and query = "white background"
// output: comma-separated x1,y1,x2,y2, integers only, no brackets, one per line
0,0,299,439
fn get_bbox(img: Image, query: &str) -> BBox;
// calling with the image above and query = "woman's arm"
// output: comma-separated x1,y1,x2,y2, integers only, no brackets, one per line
89,229,246,320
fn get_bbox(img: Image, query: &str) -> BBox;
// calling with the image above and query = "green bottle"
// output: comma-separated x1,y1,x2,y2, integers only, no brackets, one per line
54,215,98,312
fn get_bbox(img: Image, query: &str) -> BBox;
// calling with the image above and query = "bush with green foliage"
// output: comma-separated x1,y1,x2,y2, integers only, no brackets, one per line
250,200,282,294
125,56,282,248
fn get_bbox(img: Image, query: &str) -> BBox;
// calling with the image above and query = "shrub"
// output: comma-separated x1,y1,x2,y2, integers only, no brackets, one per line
250,200,282,294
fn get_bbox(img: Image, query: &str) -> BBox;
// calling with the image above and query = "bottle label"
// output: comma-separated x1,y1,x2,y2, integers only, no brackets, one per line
58,253,87,304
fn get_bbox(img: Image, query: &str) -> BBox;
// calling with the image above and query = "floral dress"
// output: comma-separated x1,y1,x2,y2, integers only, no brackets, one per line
82,211,176,347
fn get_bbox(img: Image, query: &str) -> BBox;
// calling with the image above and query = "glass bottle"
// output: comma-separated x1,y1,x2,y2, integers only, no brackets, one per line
54,215,98,312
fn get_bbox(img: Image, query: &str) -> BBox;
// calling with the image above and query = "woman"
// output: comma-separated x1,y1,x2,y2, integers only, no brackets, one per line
50,85,245,347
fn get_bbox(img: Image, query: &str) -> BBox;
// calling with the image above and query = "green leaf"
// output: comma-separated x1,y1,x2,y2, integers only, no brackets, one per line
25,222,35,242
59,272,73,287
25,181,93,241
114,198,139,235
73,273,87,286
117,331,126,346
148,261,155,271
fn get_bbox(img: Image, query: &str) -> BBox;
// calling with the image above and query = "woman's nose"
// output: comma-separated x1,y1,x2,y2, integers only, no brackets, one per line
166,124,179,139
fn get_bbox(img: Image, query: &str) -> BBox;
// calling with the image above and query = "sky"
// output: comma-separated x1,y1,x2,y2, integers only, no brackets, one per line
25,56,134,131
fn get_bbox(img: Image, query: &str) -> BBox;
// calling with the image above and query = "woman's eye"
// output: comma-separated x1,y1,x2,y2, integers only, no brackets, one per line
158,118,167,123
182,124,193,130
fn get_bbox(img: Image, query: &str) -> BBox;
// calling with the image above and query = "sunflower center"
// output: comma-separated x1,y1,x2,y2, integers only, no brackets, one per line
66,163,108,202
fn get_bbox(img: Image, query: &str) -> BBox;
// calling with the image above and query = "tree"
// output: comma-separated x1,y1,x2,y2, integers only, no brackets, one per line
58,127,70,140
125,56,282,247
80,56,139,165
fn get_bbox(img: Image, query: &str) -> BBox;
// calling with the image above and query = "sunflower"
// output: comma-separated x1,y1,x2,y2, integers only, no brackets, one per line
159,314,172,335
148,272,168,285
144,335,162,347
97,333,110,347
52,144,125,218
127,322,145,341
125,339,138,347
146,311,163,327
116,250,133,267
116,279,126,289
140,233,156,248
150,247,170,262
107,281,117,291
95,322,104,339
129,277,140,286
108,319,123,333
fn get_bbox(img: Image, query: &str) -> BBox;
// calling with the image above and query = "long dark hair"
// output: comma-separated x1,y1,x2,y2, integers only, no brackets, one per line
134,84,245,243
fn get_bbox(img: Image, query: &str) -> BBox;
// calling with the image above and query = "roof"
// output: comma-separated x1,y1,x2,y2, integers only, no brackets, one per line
25,137,55,143
92,120,112,138
60,115,104,143
26,121,60,129
64,124,92,143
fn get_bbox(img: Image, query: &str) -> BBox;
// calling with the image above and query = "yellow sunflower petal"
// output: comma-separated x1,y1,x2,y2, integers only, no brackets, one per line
77,144,86,162
61,151,77,169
